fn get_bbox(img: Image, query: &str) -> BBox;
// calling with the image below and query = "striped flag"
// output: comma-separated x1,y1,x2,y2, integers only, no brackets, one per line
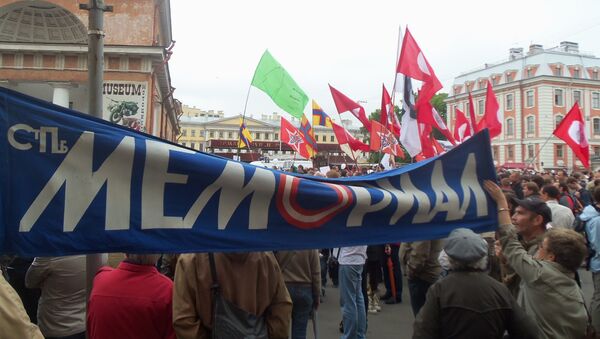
312,100,333,128
238,119,253,148
300,114,318,157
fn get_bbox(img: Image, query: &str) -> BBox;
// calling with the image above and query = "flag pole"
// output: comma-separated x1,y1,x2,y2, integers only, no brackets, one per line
236,83,253,162
527,134,553,169
334,111,360,169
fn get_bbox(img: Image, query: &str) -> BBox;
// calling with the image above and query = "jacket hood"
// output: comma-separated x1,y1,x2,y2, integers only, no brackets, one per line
580,205,600,221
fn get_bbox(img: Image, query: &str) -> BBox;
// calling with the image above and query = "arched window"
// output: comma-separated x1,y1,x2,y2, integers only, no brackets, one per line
555,115,563,128
594,118,600,135
526,116,535,135
505,118,514,137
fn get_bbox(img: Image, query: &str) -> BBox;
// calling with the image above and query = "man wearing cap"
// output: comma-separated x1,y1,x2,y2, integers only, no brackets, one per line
413,228,537,339
498,195,550,297
485,181,588,339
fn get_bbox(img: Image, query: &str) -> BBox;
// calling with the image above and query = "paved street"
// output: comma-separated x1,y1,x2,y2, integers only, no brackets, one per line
310,270,595,339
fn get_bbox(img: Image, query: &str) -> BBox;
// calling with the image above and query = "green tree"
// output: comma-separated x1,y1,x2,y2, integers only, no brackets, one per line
430,93,449,140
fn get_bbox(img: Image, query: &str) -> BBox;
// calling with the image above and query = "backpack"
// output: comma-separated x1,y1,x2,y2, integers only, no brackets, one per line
573,206,600,270
208,253,268,339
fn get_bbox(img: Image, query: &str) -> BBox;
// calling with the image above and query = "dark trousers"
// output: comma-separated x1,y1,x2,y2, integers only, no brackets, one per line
408,277,433,316
320,255,328,287
365,260,382,292
381,245,402,297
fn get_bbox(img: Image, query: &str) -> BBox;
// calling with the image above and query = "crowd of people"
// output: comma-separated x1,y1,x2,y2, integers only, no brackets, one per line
2,165,600,338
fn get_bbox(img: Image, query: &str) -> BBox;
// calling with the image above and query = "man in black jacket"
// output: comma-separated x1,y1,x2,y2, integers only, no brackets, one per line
413,228,538,339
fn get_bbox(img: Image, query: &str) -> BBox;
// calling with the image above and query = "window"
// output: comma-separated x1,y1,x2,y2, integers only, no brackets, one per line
191,142,195,149
594,118,600,135
323,135,328,142
527,145,535,159
505,118,514,137
200,130,205,137
595,147,600,157
181,129,187,136
493,146,499,160
478,100,485,115
209,131,214,138
526,68,532,78
506,73,513,82
507,145,514,159
556,145,563,158
554,89,564,106
526,90,534,107
594,70,599,80
492,77,499,85
256,133,261,140
526,116,535,134
573,90,582,106
265,133,270,140
593,92,600,109
182,142,186,147
554,66,562,76
218,132,223,138
228,132,233,139
465,102,470,115
191,130,196,137
505,94,514,111
330,135,335,142
573,69,580,78
555,115,563,128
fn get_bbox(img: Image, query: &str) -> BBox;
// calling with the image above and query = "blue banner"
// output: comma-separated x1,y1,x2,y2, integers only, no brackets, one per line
0,88,498,256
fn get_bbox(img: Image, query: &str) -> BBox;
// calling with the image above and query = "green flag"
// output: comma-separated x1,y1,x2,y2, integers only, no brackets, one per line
251,50,308,119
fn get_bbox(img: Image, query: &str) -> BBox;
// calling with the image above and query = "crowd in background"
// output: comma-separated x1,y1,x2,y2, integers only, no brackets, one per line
2,165,600,338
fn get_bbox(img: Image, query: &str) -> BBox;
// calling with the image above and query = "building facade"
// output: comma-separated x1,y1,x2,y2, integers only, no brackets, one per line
177,111,367,165
0,0,180,140
446,42,600,170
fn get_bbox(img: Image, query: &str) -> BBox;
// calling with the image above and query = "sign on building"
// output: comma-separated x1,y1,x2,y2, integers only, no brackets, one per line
103,81,148,132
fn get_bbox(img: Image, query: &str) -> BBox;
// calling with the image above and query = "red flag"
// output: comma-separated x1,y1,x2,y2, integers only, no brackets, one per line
553,103,589,168
280,117,311,159
453,108,472,143
476,81,502,138
380,84,400,137
331,121,370,155
432,137,445,155
396,28,442,93
370,120,404,157
468,91,477,133
329,84,372,130
418,123,436,159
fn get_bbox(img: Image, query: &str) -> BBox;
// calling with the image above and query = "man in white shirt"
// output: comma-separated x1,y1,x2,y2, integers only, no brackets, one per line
541,185,575,229
337,246,367,339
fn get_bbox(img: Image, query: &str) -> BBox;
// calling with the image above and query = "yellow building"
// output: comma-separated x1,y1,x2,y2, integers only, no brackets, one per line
177,111,366,164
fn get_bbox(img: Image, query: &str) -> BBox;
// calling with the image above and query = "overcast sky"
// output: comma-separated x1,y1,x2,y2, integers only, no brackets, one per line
170,0,600,123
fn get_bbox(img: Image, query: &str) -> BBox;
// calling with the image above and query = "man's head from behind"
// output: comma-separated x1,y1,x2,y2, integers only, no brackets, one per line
125,254,161,266
444,228,488,271
510,197,551,240
541,184,560,202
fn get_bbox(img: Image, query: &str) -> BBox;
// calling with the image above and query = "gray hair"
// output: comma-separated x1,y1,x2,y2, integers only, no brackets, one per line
448,255,488,271
124,254,160,266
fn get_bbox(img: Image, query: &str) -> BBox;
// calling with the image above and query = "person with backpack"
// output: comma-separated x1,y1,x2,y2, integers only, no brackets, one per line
580,186,600,332
172,252,292,339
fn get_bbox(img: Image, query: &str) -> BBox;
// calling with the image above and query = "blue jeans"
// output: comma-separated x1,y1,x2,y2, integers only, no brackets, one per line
339,265,366,339
286,284,313,339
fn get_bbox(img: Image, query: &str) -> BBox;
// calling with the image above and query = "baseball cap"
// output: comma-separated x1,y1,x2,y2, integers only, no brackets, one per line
510,197,552,224
444,228,488,263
